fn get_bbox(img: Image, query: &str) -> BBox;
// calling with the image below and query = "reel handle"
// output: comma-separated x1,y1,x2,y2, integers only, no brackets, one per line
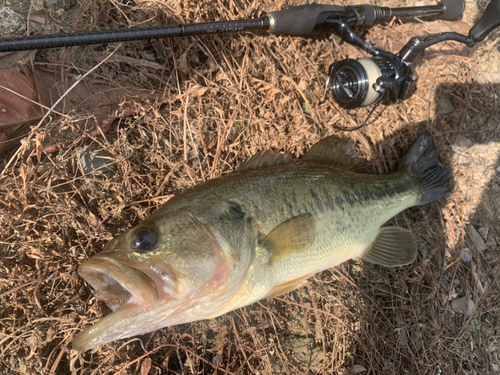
469,0,500,42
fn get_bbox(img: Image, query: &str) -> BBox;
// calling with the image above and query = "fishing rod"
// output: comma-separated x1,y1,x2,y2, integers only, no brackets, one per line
0,0,465,52
0,0,499,111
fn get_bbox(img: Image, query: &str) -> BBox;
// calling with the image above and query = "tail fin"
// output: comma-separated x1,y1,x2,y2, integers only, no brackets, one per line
399,131,454,206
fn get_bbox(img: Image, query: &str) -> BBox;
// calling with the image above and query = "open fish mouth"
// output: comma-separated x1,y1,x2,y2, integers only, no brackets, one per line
74,257,185,351
78,257,159,311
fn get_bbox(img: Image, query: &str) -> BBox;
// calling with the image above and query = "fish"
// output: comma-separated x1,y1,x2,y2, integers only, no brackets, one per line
73,132,453,351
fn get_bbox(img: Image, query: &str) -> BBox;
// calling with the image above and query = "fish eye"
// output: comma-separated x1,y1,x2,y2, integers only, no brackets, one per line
131,228,158,252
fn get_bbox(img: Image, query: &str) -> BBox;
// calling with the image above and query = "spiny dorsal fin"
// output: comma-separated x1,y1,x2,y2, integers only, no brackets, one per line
261,213,316,264
302,136,363,172
239,150,292,172
361,226,417,267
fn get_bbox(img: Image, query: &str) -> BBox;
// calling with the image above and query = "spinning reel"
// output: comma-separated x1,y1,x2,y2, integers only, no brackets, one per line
323,0,500,109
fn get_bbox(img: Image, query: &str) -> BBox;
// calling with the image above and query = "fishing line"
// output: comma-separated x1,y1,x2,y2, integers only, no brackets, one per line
330,100,382,132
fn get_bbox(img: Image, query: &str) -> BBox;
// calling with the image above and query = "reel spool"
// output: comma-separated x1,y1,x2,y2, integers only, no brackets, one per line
327,58,408,109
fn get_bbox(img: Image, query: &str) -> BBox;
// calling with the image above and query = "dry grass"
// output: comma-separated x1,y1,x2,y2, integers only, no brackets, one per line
1,0,499,374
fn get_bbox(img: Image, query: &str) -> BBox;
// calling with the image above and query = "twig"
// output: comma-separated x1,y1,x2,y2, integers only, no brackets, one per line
0,280,40,298
115,343,234,374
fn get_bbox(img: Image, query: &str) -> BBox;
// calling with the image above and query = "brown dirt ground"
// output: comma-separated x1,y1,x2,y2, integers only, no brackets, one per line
1,0,499,374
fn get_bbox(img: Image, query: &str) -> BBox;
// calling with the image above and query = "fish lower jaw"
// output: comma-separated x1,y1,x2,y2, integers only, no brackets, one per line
71,300,208,351
72,302,151,351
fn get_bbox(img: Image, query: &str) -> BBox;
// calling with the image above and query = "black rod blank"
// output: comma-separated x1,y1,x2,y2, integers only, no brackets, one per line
0,18,269,53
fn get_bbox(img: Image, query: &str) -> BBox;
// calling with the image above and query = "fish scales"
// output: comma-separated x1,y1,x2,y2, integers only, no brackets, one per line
154,164,419,283
73,132,453,350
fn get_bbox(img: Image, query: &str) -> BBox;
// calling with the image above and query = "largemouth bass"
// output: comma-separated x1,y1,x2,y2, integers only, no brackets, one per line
73,132,453,350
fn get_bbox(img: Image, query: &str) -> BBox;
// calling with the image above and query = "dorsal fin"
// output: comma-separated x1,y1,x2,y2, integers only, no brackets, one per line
239,150,292,172
302,136,363,172
261,213,316,264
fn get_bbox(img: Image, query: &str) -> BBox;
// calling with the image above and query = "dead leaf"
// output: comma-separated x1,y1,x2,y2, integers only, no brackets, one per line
140,358,152,375
0,66,48,129
0,50,34,69
189,85,209,97
0,132,8,155
0,64,154,157
179,50,189,74
0,65,50,155
350,364,368,374
19,162,27,190
298,79,308,91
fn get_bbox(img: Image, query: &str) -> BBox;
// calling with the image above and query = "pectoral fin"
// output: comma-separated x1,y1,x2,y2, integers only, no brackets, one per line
361,226,417,267
262,214,316,264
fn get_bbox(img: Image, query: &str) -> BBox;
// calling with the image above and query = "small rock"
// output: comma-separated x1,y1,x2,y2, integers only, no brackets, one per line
282,335,325,369
31,0,45,12
410,330,423,340
451,136,473,151
478,226,488,241
481,312,492,323
439,276,450,292
459,247,471,263
451,296,475,316
458,137,472,148
211,354,223,366
49,0,76,10
0,7,27,37
468,225,487,251
78,144,115,176
453,278,460,287
438,97,455,114
350,365,367,374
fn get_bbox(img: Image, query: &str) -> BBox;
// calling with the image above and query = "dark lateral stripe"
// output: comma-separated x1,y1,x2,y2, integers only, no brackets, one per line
310,177,415,213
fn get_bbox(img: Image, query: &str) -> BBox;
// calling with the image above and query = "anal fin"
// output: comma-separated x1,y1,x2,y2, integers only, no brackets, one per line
361,226,417,267
269,272,316,297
